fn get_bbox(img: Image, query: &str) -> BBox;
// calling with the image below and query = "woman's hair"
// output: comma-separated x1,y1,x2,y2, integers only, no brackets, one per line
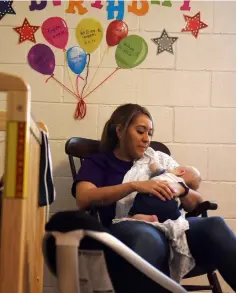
100,103,153,152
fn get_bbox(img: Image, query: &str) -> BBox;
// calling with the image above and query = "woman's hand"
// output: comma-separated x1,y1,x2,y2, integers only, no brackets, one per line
132,180,174,201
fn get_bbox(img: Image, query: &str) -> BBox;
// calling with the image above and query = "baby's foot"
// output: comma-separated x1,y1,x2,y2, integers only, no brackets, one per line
132,214,159,222
149,215,159,222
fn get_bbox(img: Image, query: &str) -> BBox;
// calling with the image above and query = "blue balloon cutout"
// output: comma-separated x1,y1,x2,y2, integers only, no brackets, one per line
66,46,87,75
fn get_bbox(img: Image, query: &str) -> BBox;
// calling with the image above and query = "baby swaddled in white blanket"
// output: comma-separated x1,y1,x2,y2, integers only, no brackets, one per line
113,147,197,282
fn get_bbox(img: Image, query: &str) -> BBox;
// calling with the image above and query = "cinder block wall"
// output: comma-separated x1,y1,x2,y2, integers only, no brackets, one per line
0,1,235,293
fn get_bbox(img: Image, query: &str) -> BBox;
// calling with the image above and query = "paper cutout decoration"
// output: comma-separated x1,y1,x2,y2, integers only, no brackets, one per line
128,0,149,16
91,0,103,9
151,0,172,7
42,17,69,50
107,0,124,20
151,29,178,55
28,44,55,75
29,0,47,11
29,0,61,11
66,0,88,15
53,1,61,6
66,46,87,75
180,0,191,11
75,18,103,54
106,20,128,47
115,35,148,69
13,18,40,44
181,12,208,38
0,0,16,21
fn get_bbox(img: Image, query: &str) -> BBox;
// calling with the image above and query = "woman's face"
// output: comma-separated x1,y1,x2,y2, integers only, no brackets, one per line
121,114,153,160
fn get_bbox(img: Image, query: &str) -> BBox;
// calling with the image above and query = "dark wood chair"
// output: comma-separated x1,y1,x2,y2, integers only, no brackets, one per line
65,137,222,293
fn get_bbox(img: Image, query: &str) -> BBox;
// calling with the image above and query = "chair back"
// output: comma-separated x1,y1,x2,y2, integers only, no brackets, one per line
65,137,171,180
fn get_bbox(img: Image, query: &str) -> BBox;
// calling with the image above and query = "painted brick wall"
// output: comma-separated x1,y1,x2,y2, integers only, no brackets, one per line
0,1,235,293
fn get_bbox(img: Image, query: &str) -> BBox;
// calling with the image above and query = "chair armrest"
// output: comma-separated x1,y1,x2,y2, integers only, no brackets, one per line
83,200,109,222
185,201,218,218
89,201,103,221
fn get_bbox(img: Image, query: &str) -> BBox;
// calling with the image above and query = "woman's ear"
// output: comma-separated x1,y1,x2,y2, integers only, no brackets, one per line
116,124,123,139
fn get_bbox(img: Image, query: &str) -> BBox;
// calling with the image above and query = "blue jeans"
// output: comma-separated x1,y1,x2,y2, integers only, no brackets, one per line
110,216,236,291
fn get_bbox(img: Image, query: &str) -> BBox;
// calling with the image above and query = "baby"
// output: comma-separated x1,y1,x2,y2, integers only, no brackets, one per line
149,162,201,191
128,162,202,223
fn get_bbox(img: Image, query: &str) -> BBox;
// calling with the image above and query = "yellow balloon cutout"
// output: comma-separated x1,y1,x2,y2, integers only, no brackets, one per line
75,18,103,54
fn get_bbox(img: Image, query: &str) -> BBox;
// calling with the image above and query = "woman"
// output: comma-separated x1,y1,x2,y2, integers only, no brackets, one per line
72,104,236,291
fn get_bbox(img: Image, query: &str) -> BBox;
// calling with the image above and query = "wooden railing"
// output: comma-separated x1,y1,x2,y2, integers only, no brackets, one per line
0,72,46,293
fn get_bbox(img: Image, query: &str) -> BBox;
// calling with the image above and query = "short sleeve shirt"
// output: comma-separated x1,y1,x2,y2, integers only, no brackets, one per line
72,150,179,227
72,151,133,227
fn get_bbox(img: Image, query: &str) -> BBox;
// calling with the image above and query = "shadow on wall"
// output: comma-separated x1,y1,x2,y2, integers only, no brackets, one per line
49,158,80,215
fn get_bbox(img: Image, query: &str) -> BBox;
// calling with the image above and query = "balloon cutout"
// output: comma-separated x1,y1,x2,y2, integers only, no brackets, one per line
115,35,148,69
106,20,128,47
42,17,69,50
28,44,55,75
66,46,87,75
75,18,103,54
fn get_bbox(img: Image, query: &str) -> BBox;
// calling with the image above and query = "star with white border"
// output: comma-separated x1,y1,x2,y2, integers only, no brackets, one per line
151,29,178,55
181,12,208,38
13,18,40,44
0,0,16,21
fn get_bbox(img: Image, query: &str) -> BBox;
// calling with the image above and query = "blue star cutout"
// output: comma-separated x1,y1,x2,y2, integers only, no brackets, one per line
0,1,16,21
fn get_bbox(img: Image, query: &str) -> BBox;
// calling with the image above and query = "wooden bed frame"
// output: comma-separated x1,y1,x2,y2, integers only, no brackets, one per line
0,73,46,293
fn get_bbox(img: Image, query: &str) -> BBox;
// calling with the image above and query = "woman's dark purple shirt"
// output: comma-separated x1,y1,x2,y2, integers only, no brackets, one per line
72,151,181,227
72,151,133,227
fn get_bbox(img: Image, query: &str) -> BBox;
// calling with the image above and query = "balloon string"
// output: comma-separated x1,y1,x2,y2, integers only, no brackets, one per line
74,99,87,120
74,71,87,120
83,67,120,100
80,54,90,98
46,74,79,100
84,47,107,97
64,50,76,94
76,74,81,98
46,74,87,120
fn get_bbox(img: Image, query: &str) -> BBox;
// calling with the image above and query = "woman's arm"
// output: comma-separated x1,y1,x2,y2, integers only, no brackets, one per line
156,151,204,212
180,189,204,212
169,182,204,212
76,180,175,210
76,181,135,210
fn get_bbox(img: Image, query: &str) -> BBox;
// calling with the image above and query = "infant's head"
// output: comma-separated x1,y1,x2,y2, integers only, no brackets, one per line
171,166,201,190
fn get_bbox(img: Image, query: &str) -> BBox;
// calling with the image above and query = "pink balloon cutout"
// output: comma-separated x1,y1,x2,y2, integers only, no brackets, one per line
42,17,69,50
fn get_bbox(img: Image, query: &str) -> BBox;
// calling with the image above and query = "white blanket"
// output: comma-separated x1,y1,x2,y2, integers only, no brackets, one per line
113,147,195,282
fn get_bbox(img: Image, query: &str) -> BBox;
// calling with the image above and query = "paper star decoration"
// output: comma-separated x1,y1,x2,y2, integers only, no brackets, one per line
151,29,178,55
0,0,16,21
181,12,208,38
13,18,40,44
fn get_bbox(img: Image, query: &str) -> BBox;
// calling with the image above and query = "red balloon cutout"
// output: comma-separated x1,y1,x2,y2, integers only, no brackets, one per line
106,20,128,47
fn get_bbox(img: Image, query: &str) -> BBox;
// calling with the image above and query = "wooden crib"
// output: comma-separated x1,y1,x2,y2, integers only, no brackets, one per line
0,73,47,293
